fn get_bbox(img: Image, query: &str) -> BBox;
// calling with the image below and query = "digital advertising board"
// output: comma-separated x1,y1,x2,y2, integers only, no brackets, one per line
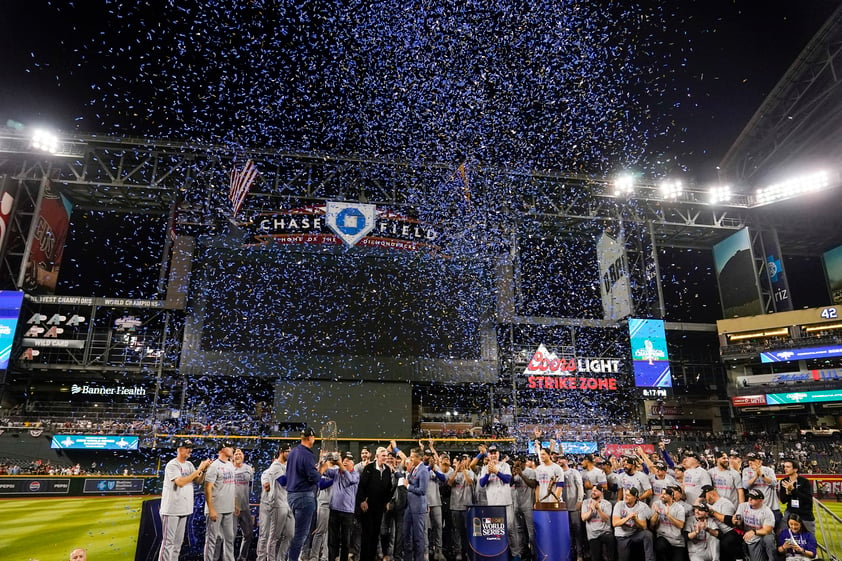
760,344,842,363
0,290,24,369
51,435,140,450
765,389,842,405
628,318,672,397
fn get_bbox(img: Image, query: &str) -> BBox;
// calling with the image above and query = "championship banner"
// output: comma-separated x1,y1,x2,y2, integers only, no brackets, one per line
243,201,440,251
596,232,632,320
24,180,73,292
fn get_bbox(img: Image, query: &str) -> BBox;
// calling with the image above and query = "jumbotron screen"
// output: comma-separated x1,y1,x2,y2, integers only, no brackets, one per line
195,247,494,361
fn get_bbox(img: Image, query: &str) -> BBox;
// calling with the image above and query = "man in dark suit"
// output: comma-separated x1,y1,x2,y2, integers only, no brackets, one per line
356,446,394,561
403,447,429,561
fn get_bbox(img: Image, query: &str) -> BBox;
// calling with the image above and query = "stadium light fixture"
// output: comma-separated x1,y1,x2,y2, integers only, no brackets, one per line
612,173,635,197
31,128,59,154
708,185,732,204
754,170,830,206
659,179,683,200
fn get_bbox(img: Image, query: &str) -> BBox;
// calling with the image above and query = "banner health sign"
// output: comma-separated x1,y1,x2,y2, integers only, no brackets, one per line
0,291,24,369
629,318,673,398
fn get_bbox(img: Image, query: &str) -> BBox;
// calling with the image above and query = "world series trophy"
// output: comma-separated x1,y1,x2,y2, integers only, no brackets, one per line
321,420,339,462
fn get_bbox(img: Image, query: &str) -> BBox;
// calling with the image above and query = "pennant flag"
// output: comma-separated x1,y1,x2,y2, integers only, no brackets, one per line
229,159,258,215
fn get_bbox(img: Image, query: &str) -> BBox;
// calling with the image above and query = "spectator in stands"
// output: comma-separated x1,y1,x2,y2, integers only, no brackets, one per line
779,459,815,533
776,513,817,560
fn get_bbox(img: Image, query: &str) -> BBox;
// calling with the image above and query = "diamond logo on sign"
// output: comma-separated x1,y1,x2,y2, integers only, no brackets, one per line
325,201,377,247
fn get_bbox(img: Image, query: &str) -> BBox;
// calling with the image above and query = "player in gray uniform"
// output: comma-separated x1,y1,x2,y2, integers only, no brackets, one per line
742,453,781,531
685,502,720,561
649,486,686,561
234,448,254,561
232,449,254,561
612,487,654,561
649,461,678,502
424,450,444,561
159,439,212,561
256,445,293,561
734,489,776,561
301,466,332,561
447,454,475,561
581,486,615,561
559,457,585,561
701,485,742,561
619,457,652,503
708,451,744,507
204,441,237,561
510,456,537,561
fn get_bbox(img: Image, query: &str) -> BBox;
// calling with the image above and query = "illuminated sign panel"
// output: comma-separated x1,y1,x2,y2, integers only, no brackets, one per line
0,291,24,369
628,318,672,395
765,390,842,405
760,345,842,363
731,395,767,407
521,344,622,391
51,435,139,450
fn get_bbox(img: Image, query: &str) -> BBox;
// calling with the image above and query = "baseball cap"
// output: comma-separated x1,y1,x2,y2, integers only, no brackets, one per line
674,465,685,471
487,444,499,452
219,441,236,450
175,438,194,449
748,489,765,500
344,451,354,460
729,450,741,457
700,484,715,495
745,452,759,461
424,449,433,456
301,427,317,438
280,443,292,452
684,451,700,460
627,487,640,497
654,461,667,470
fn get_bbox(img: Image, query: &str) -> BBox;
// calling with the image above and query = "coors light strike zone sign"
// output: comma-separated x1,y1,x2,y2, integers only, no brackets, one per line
523,344,621,391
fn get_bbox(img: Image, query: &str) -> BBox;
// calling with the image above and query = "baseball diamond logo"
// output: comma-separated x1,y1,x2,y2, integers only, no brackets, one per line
325,201,377,247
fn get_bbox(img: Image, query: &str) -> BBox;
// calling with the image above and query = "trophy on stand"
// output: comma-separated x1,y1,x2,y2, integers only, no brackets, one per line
321,420,339,462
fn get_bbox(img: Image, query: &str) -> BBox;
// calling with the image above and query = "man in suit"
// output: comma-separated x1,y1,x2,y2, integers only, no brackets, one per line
403,448,429,561
356,446,394,561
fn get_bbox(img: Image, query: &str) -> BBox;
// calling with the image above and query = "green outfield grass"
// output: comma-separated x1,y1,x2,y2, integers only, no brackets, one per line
0,496,146,561
1,495,842,561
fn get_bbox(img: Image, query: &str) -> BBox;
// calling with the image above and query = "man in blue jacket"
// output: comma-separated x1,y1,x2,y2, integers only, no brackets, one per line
286,427,331,561
403,447,429,561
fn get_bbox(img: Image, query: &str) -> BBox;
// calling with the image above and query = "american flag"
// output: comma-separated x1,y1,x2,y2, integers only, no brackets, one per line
229,159,258,215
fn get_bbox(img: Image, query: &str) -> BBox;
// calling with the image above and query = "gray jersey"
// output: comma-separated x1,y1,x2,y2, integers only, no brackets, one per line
449,470,475,511
233,463,254,511
734,502,775,544
205,458,236,514
742,466,780,511
511,467,536,508
160,458,197,516
582,467,608,490
613,500,652,537
581,498,613,540
708,467,742,507
683,466,712,505
709,496,736,534
650,473,678,498
427,465,442,507
651,500,686,547
561,467,584,512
